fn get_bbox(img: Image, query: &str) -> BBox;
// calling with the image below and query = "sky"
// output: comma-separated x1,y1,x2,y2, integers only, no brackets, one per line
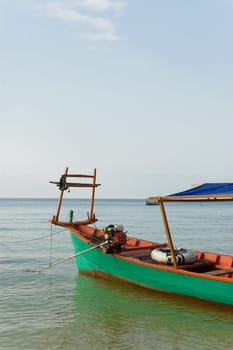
1,0,233,198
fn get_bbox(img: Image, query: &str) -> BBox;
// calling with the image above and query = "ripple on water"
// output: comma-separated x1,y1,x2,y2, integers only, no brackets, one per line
1,199,233,349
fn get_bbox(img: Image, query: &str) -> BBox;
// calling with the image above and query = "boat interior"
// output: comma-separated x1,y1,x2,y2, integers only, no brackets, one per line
119,237,233,278
69,223,233,279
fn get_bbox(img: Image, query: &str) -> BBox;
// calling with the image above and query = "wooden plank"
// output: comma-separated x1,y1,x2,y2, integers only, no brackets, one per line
179,259,214,271
159,200,178,269
55,167,68,221
204,267,233,276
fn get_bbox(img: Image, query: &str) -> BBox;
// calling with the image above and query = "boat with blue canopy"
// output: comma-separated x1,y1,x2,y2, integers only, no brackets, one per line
48,169,233,306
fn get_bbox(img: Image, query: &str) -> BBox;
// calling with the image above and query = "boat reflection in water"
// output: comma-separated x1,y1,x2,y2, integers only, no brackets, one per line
71,275,233,350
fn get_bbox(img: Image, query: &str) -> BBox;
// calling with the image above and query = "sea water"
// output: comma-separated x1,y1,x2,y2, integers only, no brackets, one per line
0,198,233,350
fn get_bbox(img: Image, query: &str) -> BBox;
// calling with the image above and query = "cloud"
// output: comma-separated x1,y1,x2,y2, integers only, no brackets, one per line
35,0,126,41
78,0,126,12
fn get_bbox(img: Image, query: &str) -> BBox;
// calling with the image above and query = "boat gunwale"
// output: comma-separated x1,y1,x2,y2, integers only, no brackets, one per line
64,222,233,283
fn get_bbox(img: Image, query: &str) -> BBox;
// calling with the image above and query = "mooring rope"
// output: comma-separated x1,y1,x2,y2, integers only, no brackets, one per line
38,240,108,273
0,227,67,245
49,224,53,268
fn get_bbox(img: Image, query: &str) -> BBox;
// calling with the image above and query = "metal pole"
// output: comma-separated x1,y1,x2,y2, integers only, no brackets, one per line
38,240,108,272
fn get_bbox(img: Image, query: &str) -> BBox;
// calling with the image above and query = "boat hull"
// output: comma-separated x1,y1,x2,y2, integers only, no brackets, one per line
70,232,233,306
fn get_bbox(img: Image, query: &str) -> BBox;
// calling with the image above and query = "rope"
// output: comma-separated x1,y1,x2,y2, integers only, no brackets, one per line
0,228,67,245
49,224,53,268
38,240,108,273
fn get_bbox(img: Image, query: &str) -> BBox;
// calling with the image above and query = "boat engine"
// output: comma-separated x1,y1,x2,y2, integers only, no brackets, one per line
102,224,127,252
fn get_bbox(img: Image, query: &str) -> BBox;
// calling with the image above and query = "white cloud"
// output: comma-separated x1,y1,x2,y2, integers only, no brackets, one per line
35,0,126,41
77,0,126,12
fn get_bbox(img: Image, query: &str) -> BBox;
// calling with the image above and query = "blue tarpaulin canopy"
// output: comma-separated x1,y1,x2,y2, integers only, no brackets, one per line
150,183,233,202
170,183,233,197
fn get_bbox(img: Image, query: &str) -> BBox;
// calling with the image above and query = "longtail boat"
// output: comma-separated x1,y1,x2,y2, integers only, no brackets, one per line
145,197,159,205
49,168,233,306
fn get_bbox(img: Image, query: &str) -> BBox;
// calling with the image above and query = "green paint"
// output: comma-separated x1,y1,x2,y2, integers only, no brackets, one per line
70,233,233,306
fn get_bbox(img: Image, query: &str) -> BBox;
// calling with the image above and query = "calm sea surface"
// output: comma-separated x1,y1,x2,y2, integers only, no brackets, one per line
0,198,233,350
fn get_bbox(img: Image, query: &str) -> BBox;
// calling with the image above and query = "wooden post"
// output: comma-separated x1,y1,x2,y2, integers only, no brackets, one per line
89,168,96,221
159,198,178,269
55,167,68,222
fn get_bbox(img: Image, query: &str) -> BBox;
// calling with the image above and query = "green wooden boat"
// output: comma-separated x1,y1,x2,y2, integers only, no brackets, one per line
49,167,233,306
